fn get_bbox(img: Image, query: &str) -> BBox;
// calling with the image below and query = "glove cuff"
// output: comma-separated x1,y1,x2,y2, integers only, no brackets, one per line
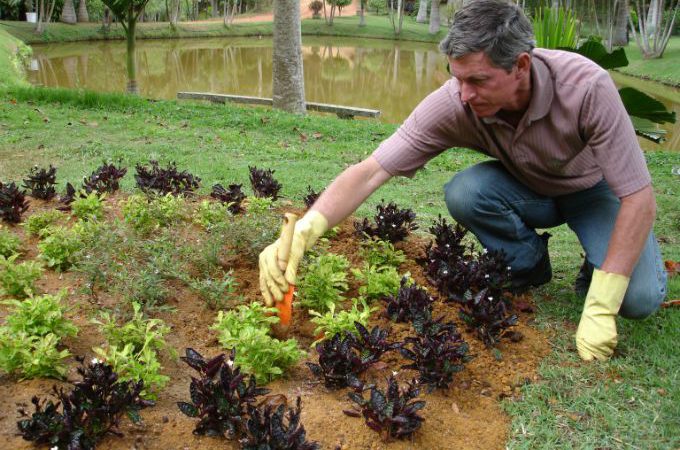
587,269,630,313
299,210,329,238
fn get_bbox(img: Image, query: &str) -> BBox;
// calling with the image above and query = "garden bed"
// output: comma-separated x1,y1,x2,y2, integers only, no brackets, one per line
0,173,551,449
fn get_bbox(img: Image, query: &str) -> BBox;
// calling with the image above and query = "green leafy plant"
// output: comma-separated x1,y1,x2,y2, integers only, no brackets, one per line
246,196,274,214
193,200,231,230
309,298,377,345
532,6,578,49
0,254,43,298
71,191,106,221
37,226,81,271
351,263,405,303
92,302,173,356
360,237,406,269
187,271,241,310
93,344,169,400
211,304,305,382
22,211,63,237
0,290,77,379
122,193,186,234
0,331,71,379
113,264,170,311
216,209,279,263
298,253,350,313
0,227,21,257
2,290,77,337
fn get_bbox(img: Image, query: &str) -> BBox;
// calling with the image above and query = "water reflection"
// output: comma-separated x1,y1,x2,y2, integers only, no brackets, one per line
27,37,677,150
27,37,448,124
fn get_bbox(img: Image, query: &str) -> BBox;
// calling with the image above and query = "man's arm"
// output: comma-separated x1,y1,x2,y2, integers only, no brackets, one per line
311,156,393,227
601,184,656,276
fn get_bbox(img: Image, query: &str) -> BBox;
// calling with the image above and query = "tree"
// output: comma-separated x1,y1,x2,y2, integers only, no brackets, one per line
272,0,306,113
223,0,240,26
77,0,89,21
429,0,440,33
358,0,366,26
416,0,427,23
61,0,77,22
101,0,153,93
388,0,406,34
629,0,679,58
35,0,57,33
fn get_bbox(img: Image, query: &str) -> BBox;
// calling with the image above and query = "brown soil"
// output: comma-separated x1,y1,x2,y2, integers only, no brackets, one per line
0,195,551,450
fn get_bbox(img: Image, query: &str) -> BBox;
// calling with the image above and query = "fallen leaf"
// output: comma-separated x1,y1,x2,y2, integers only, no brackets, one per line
664,260,679,277
312,132,323,139
299,133,308,143
42,117,50,123
10,99,17,104
260,117,269,124
451,402,460,413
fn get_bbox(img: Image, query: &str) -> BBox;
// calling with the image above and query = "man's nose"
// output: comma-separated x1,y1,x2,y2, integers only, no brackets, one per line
460,82,476,102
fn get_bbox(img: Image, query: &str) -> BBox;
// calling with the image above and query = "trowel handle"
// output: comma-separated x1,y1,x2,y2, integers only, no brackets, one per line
277,213,298,272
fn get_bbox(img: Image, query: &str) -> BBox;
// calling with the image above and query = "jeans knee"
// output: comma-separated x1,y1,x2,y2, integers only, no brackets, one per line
443,164,495,225
619,284,664,319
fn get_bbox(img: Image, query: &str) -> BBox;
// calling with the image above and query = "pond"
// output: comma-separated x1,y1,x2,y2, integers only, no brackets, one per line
26,36,678,151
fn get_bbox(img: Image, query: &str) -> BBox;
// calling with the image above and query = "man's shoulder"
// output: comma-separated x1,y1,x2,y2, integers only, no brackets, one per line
533,48,607,87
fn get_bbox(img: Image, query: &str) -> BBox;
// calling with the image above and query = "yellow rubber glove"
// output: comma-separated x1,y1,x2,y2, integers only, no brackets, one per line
258,210,329,306
575,269,630,361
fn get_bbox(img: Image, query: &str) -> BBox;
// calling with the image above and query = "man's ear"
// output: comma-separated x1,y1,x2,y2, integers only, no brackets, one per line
515,53,531,78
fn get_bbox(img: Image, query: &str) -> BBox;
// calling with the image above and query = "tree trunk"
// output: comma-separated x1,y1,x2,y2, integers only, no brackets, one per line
60,0,77,23
429,0,440,34
272,0,306,114
416,0,427,23
126,12,139,94
211,0,218,17
77,0,89,22
611,0,628,46
359,0,366,26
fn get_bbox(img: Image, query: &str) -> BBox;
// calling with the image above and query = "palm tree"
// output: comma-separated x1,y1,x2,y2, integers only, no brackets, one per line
77,0,89,22
60,0,77,23
272,0,306,113
429,0,440,34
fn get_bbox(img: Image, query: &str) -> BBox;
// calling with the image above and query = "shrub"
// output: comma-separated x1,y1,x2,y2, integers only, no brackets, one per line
382,278,434,333
92,302,172,355
303,185,323,207
0,254,43,298
193,200,231,230
458,287,518,348
0,182,30,223
248,166,282,200
309,298,376,344
82,162,127,194
351,263,404,303
135,160,201,196
298,253,350,313
400,318,469,391
37,226,81,271
22,165,57,200
308,0,323,15
211,183,246,214
212,304,305,382
241,397,319,449
360,237,406,269
216,209,281,264
354,200,417,243
344,376,425,441
246,196,274,214
0,332,71,379
16,359,154,448
0,227,22,257
307,322,399,389
187,270,241,310
177,348,270,437
2,290,78,338
122,194,186,234
23,210,63,237
71,191,106,221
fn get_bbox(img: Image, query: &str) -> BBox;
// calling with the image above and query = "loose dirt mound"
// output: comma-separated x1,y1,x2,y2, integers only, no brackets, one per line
0,194,550,450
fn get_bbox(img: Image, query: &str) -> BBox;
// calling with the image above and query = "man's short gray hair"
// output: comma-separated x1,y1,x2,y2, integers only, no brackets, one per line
439,0,535,71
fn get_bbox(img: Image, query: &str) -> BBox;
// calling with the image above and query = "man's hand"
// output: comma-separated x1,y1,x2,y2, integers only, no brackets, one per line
259,210,329,306
575,269,629,361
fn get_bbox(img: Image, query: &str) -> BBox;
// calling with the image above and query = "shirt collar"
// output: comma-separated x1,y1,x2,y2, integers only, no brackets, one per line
481,56,554,126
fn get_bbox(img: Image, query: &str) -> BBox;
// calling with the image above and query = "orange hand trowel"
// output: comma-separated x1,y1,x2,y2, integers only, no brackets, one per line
273,212,298,336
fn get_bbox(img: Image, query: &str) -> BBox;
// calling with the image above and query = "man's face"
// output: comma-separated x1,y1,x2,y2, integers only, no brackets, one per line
448,52,524,117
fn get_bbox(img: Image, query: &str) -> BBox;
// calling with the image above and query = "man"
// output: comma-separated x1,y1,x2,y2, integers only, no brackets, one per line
259,0,667,361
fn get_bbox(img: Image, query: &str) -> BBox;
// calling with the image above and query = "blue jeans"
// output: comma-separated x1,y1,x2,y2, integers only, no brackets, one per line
444,161,666,319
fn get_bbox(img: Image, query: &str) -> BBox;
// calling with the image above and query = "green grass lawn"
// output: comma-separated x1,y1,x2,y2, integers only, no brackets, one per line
0,14,445,45
619,36,680,86
0,21,679,450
